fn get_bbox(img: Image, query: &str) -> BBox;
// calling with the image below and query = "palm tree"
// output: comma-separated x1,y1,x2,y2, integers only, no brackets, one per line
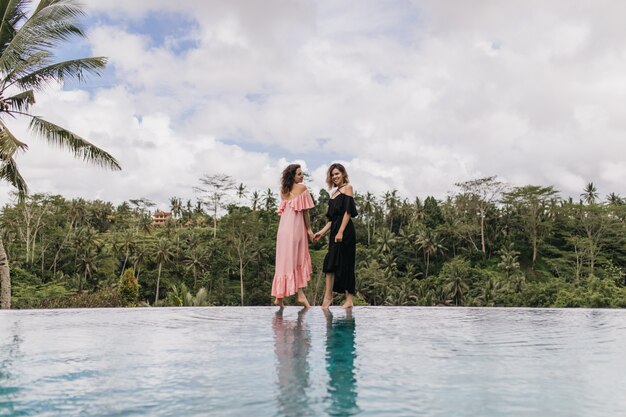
251,190,260,211
236,183,248,205
0,0,120,309
130,244,148,280
169,197,183,220
581,182,599,205
497,243,520,281
478,277,501,306
69,198,87,228
115,231,136,278
183,246,206,290
379,252,398,279
152,238,174,304
411,197,425,226
263,188,277,211
375,228,396,255
77,247,99,291
383,189,399,229
397,199,413,231
444,272,469,306
607,193,622,206
185,199,193,221
357,191,375,244
416,229,446,278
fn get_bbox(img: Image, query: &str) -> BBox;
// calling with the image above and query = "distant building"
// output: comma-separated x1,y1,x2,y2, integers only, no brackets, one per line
152,211,172,226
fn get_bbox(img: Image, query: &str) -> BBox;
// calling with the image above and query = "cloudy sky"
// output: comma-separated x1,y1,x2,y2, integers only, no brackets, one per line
2,0,625,209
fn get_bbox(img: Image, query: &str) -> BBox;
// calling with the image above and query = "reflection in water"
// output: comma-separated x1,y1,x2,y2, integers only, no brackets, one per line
273,309,312,417
324,309,359,416
0,324,23,415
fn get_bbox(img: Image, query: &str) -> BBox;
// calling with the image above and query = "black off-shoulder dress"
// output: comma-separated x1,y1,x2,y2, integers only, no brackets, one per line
322,191,358,294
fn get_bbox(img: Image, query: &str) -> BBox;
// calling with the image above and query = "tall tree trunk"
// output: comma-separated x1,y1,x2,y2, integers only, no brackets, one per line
40,237,46,279
574,245,581,283
0,239,11,309
372,217,376,240
480,211,486,257
213,203,218,239
81,269,87,291
239,257,244,306
155,263,162,304
25,224,31,263
120,249,129,278
531,234,537,270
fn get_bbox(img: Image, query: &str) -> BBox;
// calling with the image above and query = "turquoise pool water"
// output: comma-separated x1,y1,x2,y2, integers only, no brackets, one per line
1,307,625,416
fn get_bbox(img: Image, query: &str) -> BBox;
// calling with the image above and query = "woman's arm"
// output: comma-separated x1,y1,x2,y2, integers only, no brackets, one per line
303,209,314,240
314,221,332,240
335,212,351,242
334,185,354,243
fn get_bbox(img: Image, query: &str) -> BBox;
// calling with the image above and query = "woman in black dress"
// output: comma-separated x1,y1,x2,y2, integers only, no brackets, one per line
314,163,358,309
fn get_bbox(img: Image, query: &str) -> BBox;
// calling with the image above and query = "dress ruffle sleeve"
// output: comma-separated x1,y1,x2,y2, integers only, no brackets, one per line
343,195,358,217
277,189,314,215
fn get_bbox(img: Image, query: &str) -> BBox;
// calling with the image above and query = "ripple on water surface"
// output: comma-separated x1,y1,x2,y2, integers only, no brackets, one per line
1,307,626,417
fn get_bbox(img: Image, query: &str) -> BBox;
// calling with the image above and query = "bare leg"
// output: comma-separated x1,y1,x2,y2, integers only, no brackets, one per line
274,297,284,309
297,288,311,308
323,307,333,325
342,291,353,309
322,273,334,309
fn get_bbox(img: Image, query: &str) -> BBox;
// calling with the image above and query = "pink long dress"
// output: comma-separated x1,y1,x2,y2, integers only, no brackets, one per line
271,189,315,298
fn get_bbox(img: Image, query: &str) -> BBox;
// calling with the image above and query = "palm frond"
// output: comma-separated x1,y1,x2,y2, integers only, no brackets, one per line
0,0,28,51
0,155,27,196
34,0,82,16
2,50,51,85
0,120,27,157
4,89,35,111
29,115,121,171
0,0,86,75
14,56,107,90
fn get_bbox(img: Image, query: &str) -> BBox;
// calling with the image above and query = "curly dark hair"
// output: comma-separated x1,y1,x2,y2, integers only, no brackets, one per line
280,164,301,196
325,163,349,189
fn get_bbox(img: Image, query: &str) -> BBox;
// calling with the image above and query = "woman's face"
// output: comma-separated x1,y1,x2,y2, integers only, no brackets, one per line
331,168,344,186
294,168,304,184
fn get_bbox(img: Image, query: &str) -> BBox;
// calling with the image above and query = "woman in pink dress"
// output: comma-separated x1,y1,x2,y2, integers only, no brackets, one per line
271,164,315,308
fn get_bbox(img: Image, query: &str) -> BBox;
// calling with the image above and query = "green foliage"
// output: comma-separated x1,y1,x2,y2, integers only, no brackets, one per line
162,283,212,307
12,281,72,309
439,258,473,306
2,177,626,309
119,268,139,305
14,284,125,309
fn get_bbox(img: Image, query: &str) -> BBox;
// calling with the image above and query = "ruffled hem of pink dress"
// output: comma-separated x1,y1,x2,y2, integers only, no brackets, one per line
277,189,314,215
271,262,313,298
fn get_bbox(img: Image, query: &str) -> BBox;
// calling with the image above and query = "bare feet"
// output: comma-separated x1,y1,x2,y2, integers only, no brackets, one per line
297,294,311,309
321,297,333,309
274,298,284,309
342,292,353,309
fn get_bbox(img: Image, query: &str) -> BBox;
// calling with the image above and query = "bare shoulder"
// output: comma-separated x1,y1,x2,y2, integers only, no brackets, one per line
292,183,308,196
343,184,354,196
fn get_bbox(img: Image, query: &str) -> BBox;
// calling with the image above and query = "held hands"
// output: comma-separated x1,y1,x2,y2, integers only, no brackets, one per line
313,231,324,241
307,230,315,242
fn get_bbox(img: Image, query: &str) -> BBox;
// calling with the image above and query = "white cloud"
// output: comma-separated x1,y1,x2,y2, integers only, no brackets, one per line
2,0,625,209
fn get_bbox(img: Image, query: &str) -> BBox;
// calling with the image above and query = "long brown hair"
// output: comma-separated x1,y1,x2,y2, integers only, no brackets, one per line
281,164,301,195
325,163,349,189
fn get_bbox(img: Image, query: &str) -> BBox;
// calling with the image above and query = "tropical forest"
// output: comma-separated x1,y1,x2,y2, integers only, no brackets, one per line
2,175,625,309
